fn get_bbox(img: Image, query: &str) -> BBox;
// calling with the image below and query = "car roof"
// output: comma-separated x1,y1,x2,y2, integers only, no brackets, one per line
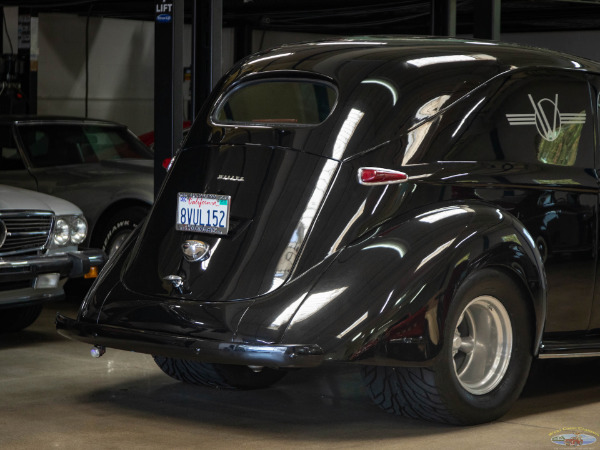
196,36,600,161
0,115,126,127
238,36,600,79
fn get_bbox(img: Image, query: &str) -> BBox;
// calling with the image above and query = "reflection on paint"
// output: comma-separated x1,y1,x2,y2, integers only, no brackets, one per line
416,95,451,119
247,52,294,65
415,238,456,272
270,159,339,291
403,121,433,165
332,108,364,160
337,312,369,339
200,238,221,271
292,287,348,323
501,234,522,245
361,79,398,106
403,95,451,164
362,239,408,258
268,295,307,330
330,200,366,254
272,226,304,290
406,54,496,67
452,97,486,138
415,206,472,223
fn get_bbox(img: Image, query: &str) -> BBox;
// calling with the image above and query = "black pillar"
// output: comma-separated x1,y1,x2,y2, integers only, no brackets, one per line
17,12,37,114
234,23,253,64
154,0,183,197
473,0,501,40
431,0,456,37
0,9,3,53
191,0,222,121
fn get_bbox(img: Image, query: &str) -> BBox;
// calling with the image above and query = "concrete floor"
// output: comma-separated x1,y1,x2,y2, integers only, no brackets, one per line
3,298,600,450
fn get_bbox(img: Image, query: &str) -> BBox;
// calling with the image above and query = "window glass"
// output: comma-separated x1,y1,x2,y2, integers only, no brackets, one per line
213,80,337,126
17,124,152,167
0,125,25,170
443,72,594,168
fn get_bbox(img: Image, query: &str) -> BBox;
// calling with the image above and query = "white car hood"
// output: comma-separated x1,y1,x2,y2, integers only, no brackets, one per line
0,184,82,216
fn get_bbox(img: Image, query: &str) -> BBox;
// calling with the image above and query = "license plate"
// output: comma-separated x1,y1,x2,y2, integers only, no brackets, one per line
176,193,230,235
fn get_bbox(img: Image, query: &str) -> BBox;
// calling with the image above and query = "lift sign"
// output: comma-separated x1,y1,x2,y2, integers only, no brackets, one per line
176,193,230,235
156,2,173,23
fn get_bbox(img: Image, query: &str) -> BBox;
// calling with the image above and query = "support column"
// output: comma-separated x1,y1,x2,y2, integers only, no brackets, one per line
191,0,222,120
234,23,252,64
431,0,456,37
473,0,501,40
18,12,37,114
0,9,3,52
154,0,183,197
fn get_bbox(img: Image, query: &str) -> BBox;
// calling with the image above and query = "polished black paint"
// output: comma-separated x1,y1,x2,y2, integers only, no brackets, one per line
58,37,600,366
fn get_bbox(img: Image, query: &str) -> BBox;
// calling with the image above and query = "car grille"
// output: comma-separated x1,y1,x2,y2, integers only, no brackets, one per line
0,211,54,257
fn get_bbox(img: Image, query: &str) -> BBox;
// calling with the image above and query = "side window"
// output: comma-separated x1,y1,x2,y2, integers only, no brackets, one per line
82,126,142,160
19,125,85,167
445,71,594,168
0,125,26,170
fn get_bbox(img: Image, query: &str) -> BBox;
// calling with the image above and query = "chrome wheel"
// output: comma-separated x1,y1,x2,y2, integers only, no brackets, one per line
452,295,512,395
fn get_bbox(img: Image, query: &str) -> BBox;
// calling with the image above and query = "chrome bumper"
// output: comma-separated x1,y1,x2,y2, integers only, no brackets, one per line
56,313,325,368
0,249,106,307
0,249,105,279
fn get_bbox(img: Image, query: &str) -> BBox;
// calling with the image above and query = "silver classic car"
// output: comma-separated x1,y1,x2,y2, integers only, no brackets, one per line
0,184,105,332
0,116,153,255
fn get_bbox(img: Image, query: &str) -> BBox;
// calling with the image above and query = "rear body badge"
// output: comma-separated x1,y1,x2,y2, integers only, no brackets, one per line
217,175,245,182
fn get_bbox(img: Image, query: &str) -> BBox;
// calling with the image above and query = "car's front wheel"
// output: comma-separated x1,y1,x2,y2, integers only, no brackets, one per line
0,304,43,332
153,356,287,389
362,269,533,424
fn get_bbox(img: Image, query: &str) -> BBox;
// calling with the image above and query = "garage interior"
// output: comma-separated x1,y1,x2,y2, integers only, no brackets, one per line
3,1,600,448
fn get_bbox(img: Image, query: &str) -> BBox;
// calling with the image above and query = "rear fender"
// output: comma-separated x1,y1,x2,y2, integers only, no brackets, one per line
279,202,546,366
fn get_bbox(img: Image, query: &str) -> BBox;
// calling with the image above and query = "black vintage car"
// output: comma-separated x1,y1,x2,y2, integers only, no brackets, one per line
57,37,600,424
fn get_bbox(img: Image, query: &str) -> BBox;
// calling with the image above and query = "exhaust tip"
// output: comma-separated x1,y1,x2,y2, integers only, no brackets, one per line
91,346,106,358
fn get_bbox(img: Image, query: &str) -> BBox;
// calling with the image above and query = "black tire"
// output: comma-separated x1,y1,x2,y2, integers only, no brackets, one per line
153,356,287,389
0,304,43,332
362,269,533,425
535,235,549,263
94,206,149,257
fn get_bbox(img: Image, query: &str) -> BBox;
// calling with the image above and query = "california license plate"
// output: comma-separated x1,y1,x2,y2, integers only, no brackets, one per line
176,193,230,235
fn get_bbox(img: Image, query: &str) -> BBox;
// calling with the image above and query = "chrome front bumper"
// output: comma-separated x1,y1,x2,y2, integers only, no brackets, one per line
0,249,105,278
56,314,325,368
0,249,106,307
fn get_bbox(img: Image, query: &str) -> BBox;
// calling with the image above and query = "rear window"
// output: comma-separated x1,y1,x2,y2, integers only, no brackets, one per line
212,79,337,126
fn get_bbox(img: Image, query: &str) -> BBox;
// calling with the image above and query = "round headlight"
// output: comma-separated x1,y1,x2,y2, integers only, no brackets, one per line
53,218,70,246
70,217,87,244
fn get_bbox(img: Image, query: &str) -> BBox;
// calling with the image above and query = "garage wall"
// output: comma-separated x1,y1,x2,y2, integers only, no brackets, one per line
35,13,234,135
502,31,600,63
37,14,155,134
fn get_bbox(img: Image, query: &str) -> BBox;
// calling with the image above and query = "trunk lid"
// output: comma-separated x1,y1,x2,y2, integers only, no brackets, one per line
122,144,338,301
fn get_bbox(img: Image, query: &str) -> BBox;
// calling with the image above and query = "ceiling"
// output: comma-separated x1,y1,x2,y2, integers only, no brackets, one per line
3,0,600,35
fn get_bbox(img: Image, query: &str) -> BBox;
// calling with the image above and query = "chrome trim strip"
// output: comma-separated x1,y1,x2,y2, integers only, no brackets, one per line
538,352,600,359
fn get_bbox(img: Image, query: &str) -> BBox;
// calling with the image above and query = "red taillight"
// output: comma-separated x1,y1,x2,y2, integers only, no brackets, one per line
358,167,408,185
162,157,172,170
